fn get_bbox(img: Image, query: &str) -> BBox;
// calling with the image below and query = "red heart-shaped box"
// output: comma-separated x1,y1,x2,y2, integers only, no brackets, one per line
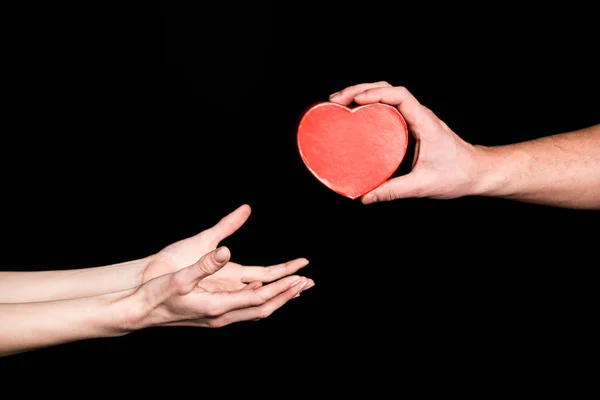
297,102,409,199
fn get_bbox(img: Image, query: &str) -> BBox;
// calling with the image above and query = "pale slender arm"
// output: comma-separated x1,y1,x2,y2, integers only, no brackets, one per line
0,257,150,303
0,247,311,358
0,288,137,357
473,124,600,209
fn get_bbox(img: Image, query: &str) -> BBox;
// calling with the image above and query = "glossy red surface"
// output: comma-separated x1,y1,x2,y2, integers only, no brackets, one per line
297,102,408,199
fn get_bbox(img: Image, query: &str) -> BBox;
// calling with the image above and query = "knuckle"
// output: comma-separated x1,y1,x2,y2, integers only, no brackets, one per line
343,83,363,95
376,190,395,202
378,80,391,87
410,183,428,198
256,310,269,321
396,86,409,95
196,231,210,242
256,313,267,320
338,87,351,97
208,318,225,328
196,258,215,275
205,300,224,317
265,266,278,279
205,306,221,317
256,307,273,320
251,292,266,306
170,274,187,292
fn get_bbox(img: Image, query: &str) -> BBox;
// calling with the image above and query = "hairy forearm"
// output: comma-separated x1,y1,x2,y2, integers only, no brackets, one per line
473,124,600,209
0,288,140,357
0,257,150,303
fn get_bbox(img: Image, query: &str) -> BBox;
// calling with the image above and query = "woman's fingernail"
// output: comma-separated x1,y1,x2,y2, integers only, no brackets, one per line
290,277,303,287
214,247,229,262
329,91,339,99
297,279,308,291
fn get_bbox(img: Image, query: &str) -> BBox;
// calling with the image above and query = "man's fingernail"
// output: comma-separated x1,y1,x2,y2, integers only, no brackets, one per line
362,194,376,204
329,91,339,99
214,247,229,263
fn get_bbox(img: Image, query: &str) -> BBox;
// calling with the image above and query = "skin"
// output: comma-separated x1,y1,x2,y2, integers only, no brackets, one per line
330,81,600,210
0,204,314,357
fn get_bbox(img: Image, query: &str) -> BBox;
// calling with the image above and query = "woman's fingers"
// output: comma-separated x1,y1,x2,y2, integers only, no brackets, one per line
202,275,305,316
213,278,311,326
240,258,309,283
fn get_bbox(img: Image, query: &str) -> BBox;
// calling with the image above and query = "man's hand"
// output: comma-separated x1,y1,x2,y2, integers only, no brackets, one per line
331,81,600,209
330,81,481,204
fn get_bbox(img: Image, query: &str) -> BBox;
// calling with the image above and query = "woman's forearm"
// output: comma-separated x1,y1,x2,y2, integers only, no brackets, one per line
0,257,150,303
0,288,139,357
473,124,600,209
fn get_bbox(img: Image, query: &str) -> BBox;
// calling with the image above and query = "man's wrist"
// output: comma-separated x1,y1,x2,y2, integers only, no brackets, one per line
469,144,525,198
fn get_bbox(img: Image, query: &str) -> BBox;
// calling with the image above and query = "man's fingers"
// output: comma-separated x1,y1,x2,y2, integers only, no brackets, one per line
172,247,231,293
240,258,309,283
216,279,310,325
208,275,305,315
328,81,392,105
352,86,432,132
331,84,437,139
204,204,252,245
361,172,428,204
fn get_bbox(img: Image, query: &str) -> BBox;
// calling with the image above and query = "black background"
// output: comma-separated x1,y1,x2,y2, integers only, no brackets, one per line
1,2,598,389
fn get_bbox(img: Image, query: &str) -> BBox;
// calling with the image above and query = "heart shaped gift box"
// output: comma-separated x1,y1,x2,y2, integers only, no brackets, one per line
297,102,408,199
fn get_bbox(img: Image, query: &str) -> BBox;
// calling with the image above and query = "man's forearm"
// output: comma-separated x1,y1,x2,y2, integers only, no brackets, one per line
0,257,150,303
472,124,600,209
0,288,139,357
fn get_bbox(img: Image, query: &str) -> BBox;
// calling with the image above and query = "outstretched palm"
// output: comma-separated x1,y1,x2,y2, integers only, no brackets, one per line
141,204,311,293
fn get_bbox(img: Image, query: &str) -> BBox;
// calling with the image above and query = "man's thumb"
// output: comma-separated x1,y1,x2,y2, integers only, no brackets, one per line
174,247,230,293
361,173,424,204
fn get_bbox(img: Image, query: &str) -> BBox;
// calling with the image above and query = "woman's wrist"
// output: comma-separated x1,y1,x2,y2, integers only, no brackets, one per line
97,287,149,336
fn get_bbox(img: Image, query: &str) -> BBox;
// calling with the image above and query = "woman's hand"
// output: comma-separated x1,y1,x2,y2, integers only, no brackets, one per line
132,247,312,329
142,204,314,293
